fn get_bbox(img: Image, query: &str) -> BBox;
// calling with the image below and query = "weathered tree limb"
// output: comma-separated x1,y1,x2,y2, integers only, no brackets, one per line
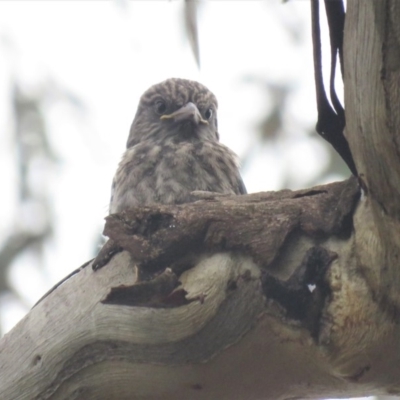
1,178,380,400
2,175,394,400
101,177,358,279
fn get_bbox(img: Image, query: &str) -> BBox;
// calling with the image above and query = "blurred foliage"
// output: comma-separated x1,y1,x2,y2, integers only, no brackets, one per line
0,83,55,334
239,74,349,189
0,77,86,334
184,0,201,69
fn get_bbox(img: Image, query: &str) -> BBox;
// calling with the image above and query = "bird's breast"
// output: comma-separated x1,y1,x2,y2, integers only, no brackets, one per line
110,139,241,213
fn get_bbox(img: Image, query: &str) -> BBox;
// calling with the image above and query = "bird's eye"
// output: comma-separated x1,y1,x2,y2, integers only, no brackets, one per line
204,108,213,120
154,100,167,115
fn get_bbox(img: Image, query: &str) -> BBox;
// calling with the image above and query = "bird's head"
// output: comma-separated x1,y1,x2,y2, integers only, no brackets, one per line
127,78,219,147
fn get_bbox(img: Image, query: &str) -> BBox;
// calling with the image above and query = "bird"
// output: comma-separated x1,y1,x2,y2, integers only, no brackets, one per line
109,77,246,214
92,78,246,272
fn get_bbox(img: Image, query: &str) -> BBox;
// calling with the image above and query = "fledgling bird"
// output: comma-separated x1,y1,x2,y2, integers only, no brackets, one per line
91,78,246,272
109,78,246,214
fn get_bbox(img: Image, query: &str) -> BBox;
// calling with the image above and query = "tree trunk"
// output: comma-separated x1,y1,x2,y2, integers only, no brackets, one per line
1,1,400,399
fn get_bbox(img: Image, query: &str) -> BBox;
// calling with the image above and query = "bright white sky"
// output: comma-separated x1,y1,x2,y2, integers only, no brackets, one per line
0,1,345,335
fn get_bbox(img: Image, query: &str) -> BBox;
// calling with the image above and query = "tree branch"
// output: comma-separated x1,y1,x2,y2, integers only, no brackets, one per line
1,177,386,400
102,178,358,279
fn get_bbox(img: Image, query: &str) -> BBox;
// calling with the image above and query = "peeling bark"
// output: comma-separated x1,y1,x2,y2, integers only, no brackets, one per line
100,177,358,278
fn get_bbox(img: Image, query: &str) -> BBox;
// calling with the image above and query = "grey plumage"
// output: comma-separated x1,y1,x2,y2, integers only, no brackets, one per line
110,78,246,214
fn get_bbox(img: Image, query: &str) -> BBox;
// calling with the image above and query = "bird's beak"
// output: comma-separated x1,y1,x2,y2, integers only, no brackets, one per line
160,102,208,125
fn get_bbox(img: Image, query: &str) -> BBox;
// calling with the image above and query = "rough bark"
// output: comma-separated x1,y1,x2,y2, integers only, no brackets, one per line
1,1,400,399
344,0,400,314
